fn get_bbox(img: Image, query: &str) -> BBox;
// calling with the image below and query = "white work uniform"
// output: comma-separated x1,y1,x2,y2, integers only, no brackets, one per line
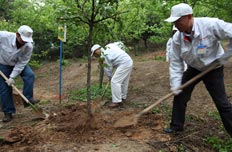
101,44,133,103
0,31,33,78
170,17,232,89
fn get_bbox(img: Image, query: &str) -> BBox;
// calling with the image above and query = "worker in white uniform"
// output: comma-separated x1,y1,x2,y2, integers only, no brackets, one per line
91,43,133,108
164,3,232,137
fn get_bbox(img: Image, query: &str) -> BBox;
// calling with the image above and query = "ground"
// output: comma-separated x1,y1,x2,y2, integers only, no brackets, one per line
0,51,232,152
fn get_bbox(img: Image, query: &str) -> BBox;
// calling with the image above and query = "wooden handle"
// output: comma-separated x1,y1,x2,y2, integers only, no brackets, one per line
0,71,47,116
137,92,174,116
137,62,220,117
101,81,110,99
0,71,30,104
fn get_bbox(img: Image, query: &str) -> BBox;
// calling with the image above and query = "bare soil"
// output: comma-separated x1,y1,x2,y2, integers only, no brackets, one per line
1,51,232,152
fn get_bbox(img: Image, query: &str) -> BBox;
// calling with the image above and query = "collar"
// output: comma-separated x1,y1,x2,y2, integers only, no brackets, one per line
183,32,194,42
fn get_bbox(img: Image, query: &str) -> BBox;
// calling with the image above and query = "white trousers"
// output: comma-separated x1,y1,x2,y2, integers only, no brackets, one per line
111,65,133,103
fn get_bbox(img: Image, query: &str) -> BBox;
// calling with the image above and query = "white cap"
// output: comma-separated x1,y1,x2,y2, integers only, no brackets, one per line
165,3,193,23
91,44,101,56
18,25,33,42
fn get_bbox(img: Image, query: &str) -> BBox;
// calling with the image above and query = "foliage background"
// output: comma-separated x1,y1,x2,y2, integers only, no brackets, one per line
1,0,232,61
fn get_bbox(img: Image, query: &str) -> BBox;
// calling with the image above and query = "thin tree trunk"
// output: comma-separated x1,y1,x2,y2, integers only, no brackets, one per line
86,25,93,117
99,66,104,89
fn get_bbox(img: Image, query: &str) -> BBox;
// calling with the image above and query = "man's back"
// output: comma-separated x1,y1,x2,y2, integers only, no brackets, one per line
102,44,132,68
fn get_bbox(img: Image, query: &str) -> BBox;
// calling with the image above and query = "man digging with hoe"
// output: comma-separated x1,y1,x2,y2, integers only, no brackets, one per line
163,3,232,136
91,43,133,108
0,25,40,122
114,4,232,138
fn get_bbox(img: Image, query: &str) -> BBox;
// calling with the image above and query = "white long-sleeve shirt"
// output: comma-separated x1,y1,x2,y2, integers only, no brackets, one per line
101,44,133,78
170,17,232,89
0,31,33,78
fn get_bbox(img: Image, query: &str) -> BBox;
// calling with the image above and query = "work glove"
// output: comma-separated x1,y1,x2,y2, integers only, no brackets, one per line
6,78,15,86
171,87,182,95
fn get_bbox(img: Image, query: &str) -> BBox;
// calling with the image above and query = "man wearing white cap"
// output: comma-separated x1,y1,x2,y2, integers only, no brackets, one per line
164,3,232,137
0,25,39,122
91,43,133,108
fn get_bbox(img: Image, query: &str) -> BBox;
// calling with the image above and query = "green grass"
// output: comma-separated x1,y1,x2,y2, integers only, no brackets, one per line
206,136,232,152
151,103,171,114
205,111,232,151
29,60,42,69
154,56,165,61
207,111,221,120
56,59,71,66
14,77,24,89
68,84,111,102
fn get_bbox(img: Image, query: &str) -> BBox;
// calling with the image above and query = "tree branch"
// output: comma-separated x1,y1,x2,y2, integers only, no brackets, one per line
94,10,129,24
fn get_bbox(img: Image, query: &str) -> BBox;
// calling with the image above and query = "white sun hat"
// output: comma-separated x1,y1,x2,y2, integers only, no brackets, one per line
91,44,101,56
165,3,193,23
18,25,33,42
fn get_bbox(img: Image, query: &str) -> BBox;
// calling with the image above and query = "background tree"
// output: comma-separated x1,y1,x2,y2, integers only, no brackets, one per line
56,0,128,118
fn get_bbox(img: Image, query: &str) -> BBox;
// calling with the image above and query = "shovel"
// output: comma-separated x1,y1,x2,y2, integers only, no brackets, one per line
0,71,48,119
114,56,230,128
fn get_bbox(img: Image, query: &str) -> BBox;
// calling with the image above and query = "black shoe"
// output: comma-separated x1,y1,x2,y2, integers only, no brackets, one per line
163,128,183,134
108,102,121,108
30,99,40,104
2,113,13,122
23,99,40,108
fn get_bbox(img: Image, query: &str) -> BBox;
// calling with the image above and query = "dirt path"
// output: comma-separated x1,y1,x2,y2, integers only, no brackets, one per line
0,51,232,151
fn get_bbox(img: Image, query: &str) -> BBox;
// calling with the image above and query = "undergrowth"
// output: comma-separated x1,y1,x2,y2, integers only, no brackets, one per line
205,111,232,152
206,136,232,152
68,84,111,102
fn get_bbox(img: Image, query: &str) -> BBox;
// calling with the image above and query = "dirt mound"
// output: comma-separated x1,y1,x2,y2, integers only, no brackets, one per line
48,103,101,133
46,102,168,144
3,126,40,144
2,101,168,147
